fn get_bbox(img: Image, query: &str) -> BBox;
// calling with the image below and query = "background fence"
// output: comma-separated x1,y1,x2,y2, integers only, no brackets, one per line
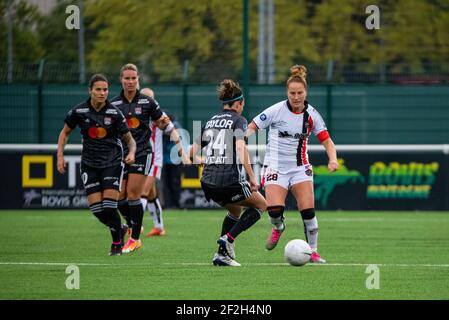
1,83,448,145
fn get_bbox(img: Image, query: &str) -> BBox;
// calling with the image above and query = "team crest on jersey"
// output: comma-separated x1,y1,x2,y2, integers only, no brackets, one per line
135,107,142,115
305,165,313,176
104,117,111,125
260,113,267,121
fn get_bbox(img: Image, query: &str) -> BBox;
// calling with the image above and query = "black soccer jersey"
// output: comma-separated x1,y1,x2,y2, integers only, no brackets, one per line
64,98,130,168
200,109,248,187
110,90,163,158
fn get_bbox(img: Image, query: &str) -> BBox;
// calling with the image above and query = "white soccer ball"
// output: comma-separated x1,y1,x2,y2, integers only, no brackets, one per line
284,239,312,266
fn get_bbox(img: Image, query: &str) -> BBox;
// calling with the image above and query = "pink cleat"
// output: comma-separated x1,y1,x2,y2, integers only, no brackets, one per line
265,227,284,250
309,251,326,264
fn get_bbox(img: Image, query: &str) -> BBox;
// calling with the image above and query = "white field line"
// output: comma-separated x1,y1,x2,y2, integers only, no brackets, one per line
1,262,449,268
169,262,449,268
0,262,110,266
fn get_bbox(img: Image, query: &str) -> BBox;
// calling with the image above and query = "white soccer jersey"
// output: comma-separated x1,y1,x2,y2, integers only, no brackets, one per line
252,100,329,173
150,122,163,168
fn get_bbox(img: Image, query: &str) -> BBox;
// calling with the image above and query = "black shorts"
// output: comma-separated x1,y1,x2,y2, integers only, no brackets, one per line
123,154,153,179
201,181,252,206
80,163,124,196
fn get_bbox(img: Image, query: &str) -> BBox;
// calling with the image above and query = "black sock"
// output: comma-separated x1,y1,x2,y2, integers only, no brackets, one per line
228,207,263,241
103,199,121,244
118,199,132,226
89,202,108,226
221,213,239,236
129,199,143,240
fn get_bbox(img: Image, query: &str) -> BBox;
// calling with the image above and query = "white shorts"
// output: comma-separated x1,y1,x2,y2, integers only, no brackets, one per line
148,164,162,180
261,165,313,190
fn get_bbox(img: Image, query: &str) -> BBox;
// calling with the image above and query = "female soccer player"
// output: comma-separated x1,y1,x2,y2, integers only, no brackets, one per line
248,65,339,263
111,64,188,253
189,79,267,267
139,87,166,237
57,74,136,256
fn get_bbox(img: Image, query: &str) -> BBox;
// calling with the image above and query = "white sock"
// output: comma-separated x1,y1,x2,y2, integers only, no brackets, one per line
148,198,164,229
140,198,148,211
303,217,318,251
155,198,163,229
269,216,285,231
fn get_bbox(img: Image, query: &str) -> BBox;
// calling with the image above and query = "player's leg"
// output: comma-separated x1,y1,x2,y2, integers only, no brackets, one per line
101,164,126,255
290,180,325,263
221,204,241,236
144,165,165,236
82,163,108,226
140,175,153,232
122,173,146,252
227,190,267,242
216,185,267,264
212,203,242,266
117,171,132,228
264,170,289,250
102,188,122,256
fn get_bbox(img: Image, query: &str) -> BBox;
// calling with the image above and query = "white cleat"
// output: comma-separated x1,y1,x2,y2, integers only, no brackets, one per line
212,253,241,267
217,235,235,259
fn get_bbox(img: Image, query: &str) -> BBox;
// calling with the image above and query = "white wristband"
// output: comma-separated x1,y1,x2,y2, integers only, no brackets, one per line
164,122,175,134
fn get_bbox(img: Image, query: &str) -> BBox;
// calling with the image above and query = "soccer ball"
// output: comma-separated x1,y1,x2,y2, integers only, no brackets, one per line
284,239,312,266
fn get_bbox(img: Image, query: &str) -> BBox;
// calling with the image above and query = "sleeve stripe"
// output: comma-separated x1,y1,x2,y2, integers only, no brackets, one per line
251,120,260,130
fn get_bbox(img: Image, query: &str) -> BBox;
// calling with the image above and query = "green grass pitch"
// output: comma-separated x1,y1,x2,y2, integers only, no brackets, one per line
0,210,448,300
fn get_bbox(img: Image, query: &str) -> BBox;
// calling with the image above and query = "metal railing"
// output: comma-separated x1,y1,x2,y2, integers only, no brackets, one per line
2,61,449,84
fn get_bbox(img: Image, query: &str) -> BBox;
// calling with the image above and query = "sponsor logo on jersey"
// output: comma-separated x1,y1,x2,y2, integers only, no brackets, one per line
88,127,107,139
135,107,142,115
106,109,118,114
231,194,243,201
278,131,293,138
111,100,123,106
76,108,89,113
126,117,140,129
104,117,111,125
138,99,149,104
260,113,267,121
294,133,309,140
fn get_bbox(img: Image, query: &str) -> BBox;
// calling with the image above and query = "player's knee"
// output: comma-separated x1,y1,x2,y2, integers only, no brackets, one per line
257,201,267,212
300,208,315,220
268,205,285,218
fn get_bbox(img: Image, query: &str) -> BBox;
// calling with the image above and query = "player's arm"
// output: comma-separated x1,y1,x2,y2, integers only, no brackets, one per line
122,131,136,164
189,142,203,165
321,137,338,172
236,139,259,191
155,115,191,165
246,121,259,138
57,124,73,174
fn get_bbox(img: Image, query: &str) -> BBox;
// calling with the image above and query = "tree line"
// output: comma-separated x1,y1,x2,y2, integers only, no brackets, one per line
1,0,448,83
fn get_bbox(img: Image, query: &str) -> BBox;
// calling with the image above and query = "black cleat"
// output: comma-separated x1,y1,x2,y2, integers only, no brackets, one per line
120,224,129,248
109,244,122,256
